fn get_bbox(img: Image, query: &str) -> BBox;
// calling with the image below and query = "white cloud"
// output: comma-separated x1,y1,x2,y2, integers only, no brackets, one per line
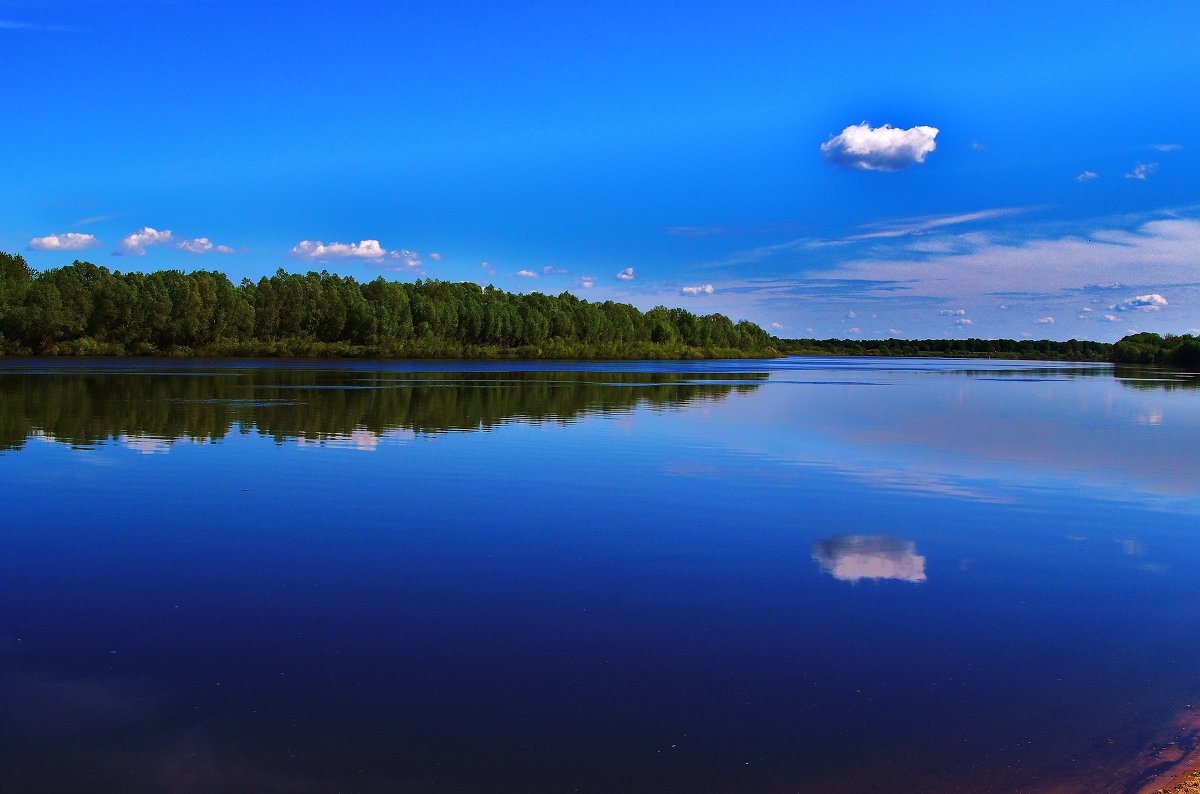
28,232,100,251
1081,306,1093,312
176,238,210,254
1077,170,1099,182
175,237,233,255
290,239,420,267
955,318,974,326
939,308,966,316
579,276,596,288
771,322,785,330
846,326,861,334
970,140,985,150
1036,316,1055,324
516,269,538,278
428,252,443,261
681,283,715,295
543,265,568,275
1112,293,1168,312
845,310,857,318
1104,314,1119,322
615,267,635,281
1151,144,1183,152
812,536,926,583
114,227,174,256
821,122,939,172
888,328,902,335
1126,162,1158,180
821,218,1200,298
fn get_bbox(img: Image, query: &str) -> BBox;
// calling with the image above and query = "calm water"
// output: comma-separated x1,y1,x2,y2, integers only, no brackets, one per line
3,357,1200,793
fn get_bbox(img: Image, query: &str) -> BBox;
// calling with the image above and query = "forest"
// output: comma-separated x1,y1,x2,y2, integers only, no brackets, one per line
777,336,1115,361
1109,332,1200,368
3,251,1194,365
0,252,778,359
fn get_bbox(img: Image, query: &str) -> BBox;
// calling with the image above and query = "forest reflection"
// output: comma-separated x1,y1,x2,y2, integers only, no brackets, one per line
0,367,765,451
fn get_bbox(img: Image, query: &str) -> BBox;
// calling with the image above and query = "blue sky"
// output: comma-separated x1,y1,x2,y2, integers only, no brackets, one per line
3,0,1198,339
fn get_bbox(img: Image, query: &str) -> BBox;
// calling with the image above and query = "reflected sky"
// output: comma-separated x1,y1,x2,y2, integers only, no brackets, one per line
813,536,927,583
2,356,1199,792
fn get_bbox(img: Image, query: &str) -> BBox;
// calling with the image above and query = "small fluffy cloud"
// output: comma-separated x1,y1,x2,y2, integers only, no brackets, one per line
771,322,784,330
615,267,635,281
681,283,715,295
113,227,232,256
28,232,100,251
1126,162,1158,180
1104,314,1119,322
516,269,538,278
1036,316,1055,324
955,318,974,326
845,310,857,319
175,237,233,255
579,276,596,288
821,122,939,172
939,308,966,316
543,265,568,275
1077,170,1099,182
428,252,443,261
1112,293,1168,312
114,227,174,256
291,239,421,267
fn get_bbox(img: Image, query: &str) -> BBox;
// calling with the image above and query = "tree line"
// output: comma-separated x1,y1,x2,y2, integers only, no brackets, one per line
777,336,1115,361
1110,332,1200,368
0,252,778,358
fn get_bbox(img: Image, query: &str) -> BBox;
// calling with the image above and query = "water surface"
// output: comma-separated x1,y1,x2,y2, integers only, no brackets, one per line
3,357,1199,792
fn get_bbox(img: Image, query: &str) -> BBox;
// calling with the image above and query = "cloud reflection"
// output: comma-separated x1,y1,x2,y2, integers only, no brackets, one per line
813,535,927,583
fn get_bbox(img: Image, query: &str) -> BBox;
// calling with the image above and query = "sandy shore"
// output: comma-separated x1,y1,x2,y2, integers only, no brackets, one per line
1130,707,1200,794
1152,768,1200,794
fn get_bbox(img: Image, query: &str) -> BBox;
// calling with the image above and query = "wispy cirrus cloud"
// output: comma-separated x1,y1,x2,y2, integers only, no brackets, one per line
1126,162,1158,180
73,213,120,227
1077,170,1099,182
1150,143,1183,152
0,19,73,31
847,207,1031,241
699,207,1031,270
817,217,1200,298
681,283,714,295
28,232,100,251
821,122,939,172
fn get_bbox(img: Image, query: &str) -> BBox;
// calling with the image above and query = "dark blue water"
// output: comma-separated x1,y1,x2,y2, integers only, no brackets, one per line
3,357,1199,792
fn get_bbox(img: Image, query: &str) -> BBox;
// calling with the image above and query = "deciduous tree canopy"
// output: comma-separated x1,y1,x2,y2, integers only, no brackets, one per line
0,253,777,359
